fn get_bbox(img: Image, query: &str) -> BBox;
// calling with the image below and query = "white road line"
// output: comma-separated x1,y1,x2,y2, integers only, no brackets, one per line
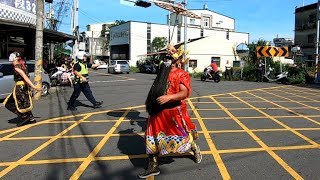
89,79,135,84
90,71,135,80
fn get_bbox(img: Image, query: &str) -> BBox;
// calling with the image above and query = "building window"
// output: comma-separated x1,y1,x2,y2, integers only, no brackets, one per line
226,31,229,40
200,29,204,37
307,34,315,43
211,57,220,66
177,27,181,43
189,60,197,68
189,18,195,25
203,17,210,28
309,14,316,23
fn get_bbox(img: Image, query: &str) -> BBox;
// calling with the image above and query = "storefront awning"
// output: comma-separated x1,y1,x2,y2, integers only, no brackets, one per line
0,19,75,42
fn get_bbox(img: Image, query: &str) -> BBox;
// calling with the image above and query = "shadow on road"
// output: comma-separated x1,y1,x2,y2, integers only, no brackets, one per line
109,109,147,166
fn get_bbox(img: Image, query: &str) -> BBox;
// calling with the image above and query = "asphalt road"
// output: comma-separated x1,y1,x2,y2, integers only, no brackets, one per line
0,70,319,179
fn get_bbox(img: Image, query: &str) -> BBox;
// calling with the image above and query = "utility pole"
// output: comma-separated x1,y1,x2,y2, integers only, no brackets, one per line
183,0,188,72
49,2,54,64
168,11,171,42
316,0,320,83
34,0,44,100
91,30,94,63
71,0,79,59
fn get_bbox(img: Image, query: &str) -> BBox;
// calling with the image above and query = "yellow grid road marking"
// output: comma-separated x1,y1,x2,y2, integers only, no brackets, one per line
285,86,320,94
210,96,303,179
2,127,320,142
0,151,213,167
0,114,92,178
191,115,320,120
70,109,130,179
1,143,319,167
188,99,231,179
0,128,20,135
0,105,145,138
233,93,320,146
270,89,320,102
251,91,320,127
187,86,284,100
1,85,319,179
271,89,320,103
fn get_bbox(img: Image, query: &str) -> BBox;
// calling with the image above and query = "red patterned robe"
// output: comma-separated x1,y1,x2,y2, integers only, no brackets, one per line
145,68,197,155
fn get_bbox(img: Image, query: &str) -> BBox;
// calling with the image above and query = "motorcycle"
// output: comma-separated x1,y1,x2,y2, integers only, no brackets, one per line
50,67,75,87
200,67,221,82
263,66,288,84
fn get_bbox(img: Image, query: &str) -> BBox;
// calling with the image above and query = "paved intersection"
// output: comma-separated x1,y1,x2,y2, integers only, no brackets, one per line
0,82,319,179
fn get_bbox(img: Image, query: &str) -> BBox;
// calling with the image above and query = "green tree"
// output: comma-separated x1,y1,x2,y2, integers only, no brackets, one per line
248,39,272,66
110,20,127,27
54,43,71,61
152,37,167,52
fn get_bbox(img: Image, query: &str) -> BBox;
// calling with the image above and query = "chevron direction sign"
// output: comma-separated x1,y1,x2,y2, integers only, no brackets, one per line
256,46,289,57
277,46,289,57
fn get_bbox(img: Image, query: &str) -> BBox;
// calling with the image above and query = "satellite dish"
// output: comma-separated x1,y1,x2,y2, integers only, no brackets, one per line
236,43,249,58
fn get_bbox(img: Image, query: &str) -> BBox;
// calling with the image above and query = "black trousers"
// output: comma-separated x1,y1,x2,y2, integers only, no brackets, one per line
225,69,232,80
257,70,264,82
68,82,97,107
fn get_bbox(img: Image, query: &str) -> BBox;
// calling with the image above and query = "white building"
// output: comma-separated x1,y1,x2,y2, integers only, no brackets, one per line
85,22,114,58
109,8,249,72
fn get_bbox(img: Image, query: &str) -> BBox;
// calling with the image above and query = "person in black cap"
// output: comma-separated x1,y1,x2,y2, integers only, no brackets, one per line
67,51,103,111
3,52,42,126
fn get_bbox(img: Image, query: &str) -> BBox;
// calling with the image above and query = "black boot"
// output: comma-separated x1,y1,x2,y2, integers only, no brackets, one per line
93,101,103,109
138,154,160,179
191,142,202,164
17,112,34,127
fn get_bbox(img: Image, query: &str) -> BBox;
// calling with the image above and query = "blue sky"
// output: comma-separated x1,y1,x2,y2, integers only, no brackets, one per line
57,0,316,43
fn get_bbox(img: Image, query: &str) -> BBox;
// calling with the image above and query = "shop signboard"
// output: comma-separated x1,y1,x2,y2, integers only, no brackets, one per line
109,23,130,46
0,0,36,24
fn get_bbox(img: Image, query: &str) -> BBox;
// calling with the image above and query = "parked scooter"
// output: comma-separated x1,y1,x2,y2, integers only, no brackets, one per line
264,66,288,84
50,67,74,87
201,67,221,82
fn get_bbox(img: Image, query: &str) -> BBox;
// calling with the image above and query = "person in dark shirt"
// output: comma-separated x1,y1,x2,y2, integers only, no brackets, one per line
4,52,42,126
67,51,103,111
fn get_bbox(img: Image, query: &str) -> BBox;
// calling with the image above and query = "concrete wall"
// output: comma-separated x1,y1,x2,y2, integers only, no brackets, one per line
170,9,235,31
130,22,147,66
187,32,248,73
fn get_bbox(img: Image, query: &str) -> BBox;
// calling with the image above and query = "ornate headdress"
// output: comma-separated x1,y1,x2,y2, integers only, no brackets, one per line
9,52,21,62
166,43,190,66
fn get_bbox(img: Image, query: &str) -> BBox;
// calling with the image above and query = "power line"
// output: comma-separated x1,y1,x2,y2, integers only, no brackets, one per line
78,9,102,23
78,8,105,23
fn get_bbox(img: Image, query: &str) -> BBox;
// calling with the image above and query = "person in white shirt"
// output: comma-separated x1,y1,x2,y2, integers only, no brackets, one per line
225,60,232,80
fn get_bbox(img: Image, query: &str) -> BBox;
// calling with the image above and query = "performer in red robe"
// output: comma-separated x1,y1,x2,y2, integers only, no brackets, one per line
139,44,201,179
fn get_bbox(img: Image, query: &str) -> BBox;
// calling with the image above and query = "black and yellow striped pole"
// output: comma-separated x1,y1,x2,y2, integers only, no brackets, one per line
34,0,44,100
